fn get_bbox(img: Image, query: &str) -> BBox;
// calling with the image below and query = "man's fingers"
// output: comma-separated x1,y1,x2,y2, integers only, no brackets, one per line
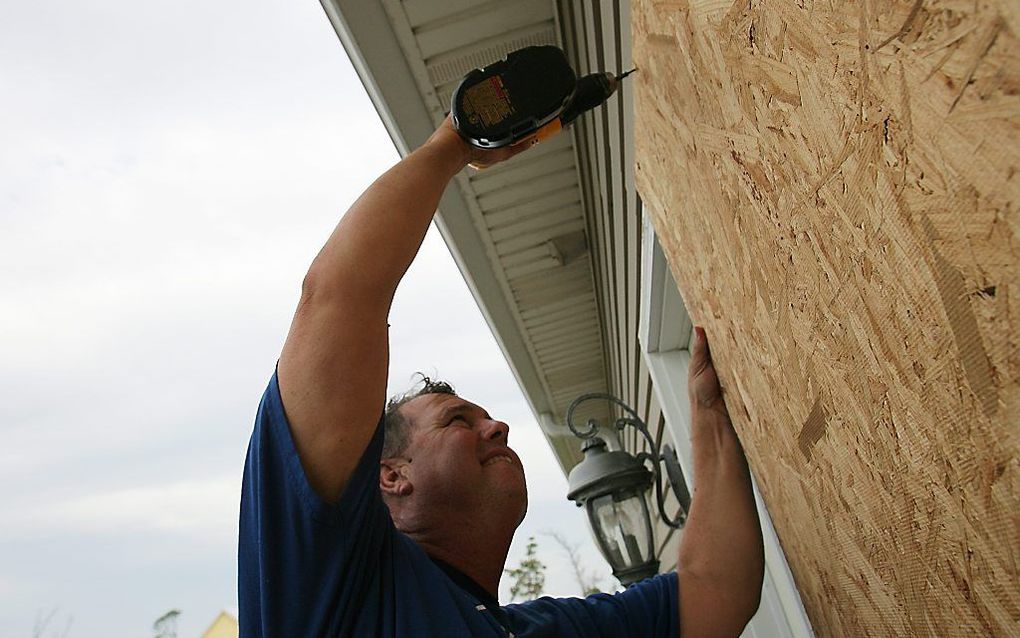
689,326,712,377
689,326,728,411
467,143,526,170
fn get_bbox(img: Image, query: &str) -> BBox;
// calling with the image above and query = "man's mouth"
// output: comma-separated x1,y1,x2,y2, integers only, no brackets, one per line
482,454,515,467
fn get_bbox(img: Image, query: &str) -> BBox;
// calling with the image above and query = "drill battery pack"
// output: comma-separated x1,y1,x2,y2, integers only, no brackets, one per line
451,46,577,149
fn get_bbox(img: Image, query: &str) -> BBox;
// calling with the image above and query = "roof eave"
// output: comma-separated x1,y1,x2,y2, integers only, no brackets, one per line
320,0,556,423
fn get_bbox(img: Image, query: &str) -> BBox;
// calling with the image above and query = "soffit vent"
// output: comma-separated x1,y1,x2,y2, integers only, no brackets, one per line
428,26,558,107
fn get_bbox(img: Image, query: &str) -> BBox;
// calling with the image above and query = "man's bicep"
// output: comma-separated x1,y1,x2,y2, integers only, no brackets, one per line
277,290,390,504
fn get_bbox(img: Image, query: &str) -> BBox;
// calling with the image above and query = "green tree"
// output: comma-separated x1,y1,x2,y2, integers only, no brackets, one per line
33,606,72,638
153,609,180,638
505,536,546,602
545,530,606,596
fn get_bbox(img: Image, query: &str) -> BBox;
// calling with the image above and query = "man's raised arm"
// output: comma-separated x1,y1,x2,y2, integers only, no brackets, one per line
277,120,524,503
677,327,765,637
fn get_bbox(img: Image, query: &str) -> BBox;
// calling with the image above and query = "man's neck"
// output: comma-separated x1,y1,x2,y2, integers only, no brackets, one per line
395,510,515,600
428,555,501,608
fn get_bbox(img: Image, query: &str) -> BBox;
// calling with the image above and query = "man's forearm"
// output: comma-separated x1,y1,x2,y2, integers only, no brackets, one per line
275,121,527,503
679,406,764,627
303,125,469,306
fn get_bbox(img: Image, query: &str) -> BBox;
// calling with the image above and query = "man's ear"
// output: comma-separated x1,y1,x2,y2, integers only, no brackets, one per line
380,458,413,497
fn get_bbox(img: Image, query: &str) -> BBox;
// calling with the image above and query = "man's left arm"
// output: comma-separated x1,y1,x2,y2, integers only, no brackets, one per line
676,327,764,637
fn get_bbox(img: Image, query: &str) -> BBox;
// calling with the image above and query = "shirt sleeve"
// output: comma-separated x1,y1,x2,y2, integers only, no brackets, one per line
237,370,392,637
505,572,679,638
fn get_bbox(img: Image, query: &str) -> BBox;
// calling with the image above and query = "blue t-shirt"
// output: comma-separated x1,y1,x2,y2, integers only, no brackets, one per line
239,372,679,637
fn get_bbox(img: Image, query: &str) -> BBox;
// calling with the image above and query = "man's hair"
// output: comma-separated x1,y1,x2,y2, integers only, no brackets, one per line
382,375,457,458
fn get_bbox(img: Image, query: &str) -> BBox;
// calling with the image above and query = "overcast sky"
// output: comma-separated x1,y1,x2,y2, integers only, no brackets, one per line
0,1,609,636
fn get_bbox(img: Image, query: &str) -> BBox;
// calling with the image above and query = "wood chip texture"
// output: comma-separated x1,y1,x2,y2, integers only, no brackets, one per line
632,1,1018,635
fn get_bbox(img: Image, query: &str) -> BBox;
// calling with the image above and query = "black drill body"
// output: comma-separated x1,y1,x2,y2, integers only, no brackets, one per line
451,45,634,149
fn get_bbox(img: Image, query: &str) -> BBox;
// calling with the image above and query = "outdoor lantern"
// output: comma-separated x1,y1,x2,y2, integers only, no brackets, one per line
565,393,691,586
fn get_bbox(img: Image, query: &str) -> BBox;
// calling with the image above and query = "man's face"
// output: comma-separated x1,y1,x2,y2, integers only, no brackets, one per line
394,393,528,526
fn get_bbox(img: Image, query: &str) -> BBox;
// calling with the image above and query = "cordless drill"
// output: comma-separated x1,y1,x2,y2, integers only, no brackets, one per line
450,45,635,150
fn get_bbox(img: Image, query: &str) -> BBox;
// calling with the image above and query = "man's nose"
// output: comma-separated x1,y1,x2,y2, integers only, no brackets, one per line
482,419,510,442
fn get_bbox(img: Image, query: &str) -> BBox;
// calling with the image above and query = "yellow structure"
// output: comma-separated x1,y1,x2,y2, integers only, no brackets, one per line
201,611,238,638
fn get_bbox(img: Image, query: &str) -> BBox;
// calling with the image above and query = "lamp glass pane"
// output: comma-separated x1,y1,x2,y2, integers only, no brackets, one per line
588,490,654,571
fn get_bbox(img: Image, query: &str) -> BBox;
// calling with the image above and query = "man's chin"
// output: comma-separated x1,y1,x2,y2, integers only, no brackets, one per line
515,497,528,528
489,483,527,523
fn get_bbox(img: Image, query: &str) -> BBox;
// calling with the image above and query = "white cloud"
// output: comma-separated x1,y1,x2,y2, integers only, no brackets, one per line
0,0,612,635
3,475,240,544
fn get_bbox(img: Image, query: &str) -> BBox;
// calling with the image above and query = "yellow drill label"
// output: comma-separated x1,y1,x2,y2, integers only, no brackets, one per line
462,75,516,128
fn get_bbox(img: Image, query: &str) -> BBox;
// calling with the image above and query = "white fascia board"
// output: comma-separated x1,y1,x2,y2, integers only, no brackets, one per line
639,213,665,353
320,0,554,419
538,412,575,476
639,213,692,354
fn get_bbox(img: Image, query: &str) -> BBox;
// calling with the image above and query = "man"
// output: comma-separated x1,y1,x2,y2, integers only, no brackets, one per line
239,118,764,636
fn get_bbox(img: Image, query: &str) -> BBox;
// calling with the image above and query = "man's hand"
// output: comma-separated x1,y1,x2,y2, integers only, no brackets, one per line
430,115,537,170
677,326,764,637
688,326,726,415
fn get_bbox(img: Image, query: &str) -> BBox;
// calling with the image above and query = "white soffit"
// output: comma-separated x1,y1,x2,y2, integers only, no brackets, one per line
321,0,611,470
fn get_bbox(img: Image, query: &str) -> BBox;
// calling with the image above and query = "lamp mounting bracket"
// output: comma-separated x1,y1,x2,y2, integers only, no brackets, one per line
566,393,690,529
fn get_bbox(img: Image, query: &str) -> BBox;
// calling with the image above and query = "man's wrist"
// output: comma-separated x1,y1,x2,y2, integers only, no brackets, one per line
691,403,732,429
423,123,472,174
689,405,740,455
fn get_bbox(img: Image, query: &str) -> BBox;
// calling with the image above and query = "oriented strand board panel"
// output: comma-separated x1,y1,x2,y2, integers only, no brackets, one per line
632,1,1019,635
